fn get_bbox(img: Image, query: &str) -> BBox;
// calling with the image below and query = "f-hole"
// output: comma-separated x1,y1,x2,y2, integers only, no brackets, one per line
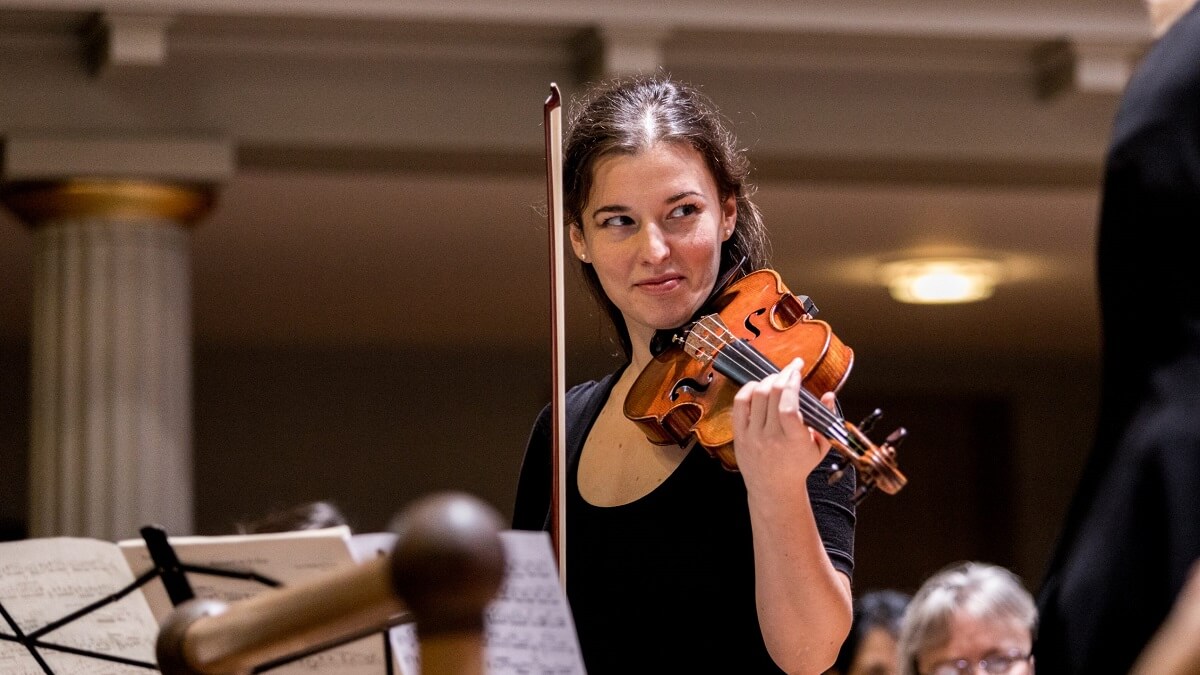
670,373,714,401
743,308,767,338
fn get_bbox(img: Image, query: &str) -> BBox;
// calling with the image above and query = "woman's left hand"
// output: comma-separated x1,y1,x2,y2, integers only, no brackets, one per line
731,357,836,495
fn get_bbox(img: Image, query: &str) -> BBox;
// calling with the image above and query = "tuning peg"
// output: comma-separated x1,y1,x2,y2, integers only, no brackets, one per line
885,426,908,448
833,461,880,505
858,408,883,434
827,462,846,486
852,483,875,506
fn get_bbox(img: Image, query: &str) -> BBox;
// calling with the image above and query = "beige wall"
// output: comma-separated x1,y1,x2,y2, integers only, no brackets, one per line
191,344,555,535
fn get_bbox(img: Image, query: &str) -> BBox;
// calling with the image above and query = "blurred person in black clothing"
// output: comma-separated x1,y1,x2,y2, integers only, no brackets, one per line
1034,1,1200,672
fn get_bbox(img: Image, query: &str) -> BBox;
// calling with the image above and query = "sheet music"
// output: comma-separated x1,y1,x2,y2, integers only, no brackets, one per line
484,531,585,675
118,526,386,675
387,622,420,675
348,532,398,563
0,529,585,675
0,537,159,674
380,530,584,675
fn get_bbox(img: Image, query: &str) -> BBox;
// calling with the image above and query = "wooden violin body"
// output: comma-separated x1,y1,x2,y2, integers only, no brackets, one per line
623,268,907,499
625,269,851,466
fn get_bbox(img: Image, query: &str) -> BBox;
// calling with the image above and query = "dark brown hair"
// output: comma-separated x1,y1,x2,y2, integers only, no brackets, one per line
237,500,348,534
563,73,770,358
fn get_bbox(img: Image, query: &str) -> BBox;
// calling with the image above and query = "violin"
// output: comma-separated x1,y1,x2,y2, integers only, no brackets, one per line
623,268,908,502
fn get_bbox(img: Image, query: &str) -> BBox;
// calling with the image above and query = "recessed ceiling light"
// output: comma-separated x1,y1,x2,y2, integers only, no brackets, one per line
879,257,1002,304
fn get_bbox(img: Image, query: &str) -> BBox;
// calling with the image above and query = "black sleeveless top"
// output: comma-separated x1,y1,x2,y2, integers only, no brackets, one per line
513,370,855,673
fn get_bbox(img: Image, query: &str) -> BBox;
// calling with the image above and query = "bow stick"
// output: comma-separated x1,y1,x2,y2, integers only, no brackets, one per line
544,83,567,586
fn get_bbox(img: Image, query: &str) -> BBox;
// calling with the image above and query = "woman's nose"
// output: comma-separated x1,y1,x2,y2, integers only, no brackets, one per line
638,222,670,262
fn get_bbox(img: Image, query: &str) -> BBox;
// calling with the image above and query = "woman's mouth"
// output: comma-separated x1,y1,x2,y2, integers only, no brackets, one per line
636,275,683,293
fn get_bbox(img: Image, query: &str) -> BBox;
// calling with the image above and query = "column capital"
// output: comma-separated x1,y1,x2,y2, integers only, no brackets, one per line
1,135,234,227
1,179,217,227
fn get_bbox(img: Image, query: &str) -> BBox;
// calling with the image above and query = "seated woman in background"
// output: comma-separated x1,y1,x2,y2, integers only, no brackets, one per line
828,589,912,675
898,562,1036,675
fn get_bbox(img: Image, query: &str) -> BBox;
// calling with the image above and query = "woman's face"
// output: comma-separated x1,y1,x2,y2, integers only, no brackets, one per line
916,612,1033,675
570,142,736,352
849,626,900,675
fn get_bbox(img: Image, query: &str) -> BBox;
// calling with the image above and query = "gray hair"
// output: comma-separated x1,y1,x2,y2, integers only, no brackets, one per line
897,561,1038,675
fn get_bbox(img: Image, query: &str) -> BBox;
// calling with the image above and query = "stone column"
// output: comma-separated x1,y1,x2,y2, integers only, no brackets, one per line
1,137,233,540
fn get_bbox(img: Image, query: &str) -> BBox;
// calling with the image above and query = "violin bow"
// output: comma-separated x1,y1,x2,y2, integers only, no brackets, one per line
544,83,567,586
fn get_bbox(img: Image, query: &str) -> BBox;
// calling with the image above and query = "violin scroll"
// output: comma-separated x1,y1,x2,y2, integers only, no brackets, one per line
829,415,908,504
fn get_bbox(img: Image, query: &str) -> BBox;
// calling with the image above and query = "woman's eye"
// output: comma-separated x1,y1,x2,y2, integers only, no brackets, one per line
668,203,699,219
599,215,635,228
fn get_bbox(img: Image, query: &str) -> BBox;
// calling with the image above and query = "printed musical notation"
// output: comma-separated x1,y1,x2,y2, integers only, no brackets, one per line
484,531,584,675
386,530,585,675
0,538,159,674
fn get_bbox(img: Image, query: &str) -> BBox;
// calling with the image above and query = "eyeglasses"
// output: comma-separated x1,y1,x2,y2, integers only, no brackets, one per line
924,649,1032,675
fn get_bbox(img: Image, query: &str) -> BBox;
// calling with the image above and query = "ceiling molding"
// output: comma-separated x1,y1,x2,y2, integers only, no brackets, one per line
753,153,1102,188
3,136,234,182
237,142,1102,189
0,0,1154,41
669,31,1039,76
0,4,1153,80
236,145,542,177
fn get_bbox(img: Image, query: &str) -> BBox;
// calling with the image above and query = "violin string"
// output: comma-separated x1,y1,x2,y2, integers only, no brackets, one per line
686,316,908,492
687,322,858,451
724,338,858,451
691,317,840,422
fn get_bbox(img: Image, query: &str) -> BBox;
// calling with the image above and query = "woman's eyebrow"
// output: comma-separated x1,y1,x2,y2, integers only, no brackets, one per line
591,204,629,219
590,190,702,219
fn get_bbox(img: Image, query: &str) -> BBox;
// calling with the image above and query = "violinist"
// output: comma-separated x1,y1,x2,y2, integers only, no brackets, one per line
513,74,855,674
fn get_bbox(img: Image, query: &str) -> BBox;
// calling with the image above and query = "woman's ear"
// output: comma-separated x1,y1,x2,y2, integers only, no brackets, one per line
569,224,589,262
721,195,737,241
